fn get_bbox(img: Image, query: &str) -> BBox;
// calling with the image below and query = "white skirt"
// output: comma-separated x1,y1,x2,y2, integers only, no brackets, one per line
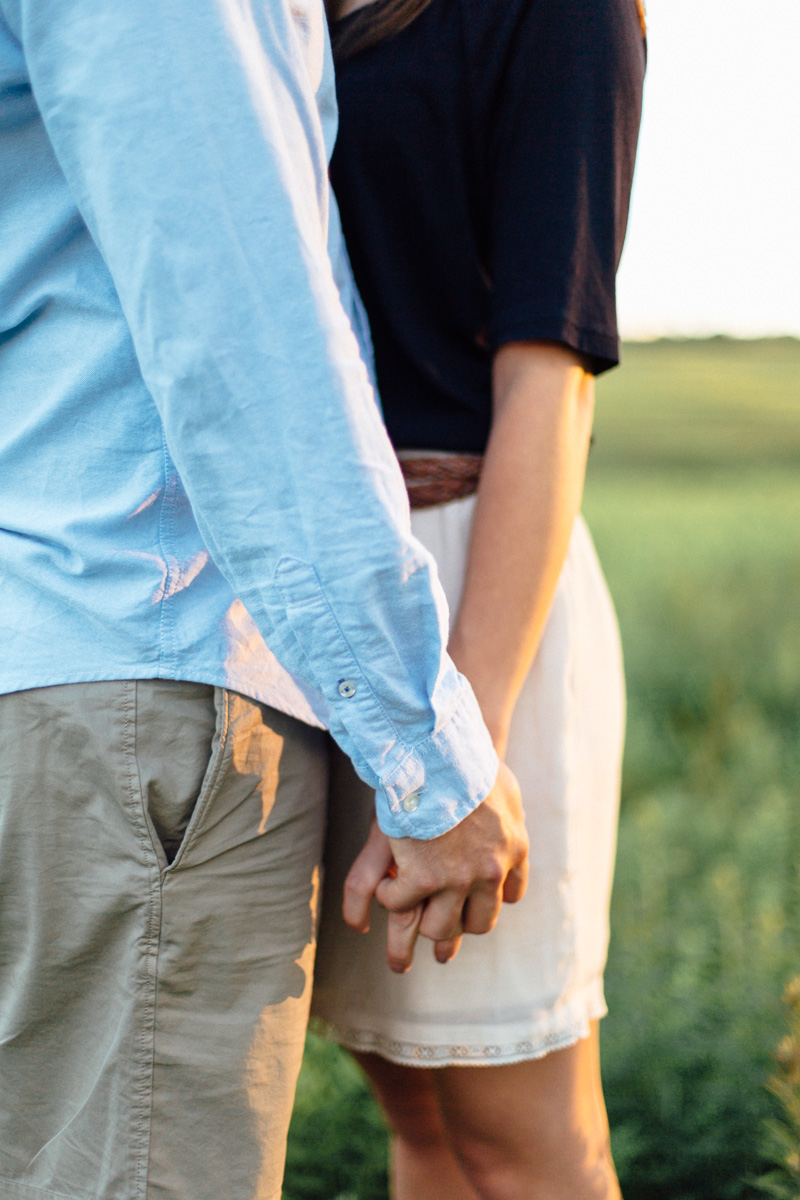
311,496,625,1067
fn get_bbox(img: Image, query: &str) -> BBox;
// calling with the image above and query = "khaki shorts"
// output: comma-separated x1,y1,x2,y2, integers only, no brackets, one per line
0,680,328,1200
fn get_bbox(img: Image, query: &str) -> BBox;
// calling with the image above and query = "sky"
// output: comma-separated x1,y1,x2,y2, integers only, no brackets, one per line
617,0,800,339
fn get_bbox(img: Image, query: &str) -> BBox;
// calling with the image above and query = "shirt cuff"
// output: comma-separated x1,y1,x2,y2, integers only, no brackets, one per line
374,681,500,840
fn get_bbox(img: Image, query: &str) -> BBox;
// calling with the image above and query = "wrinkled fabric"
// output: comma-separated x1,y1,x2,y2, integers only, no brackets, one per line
0,681,328,1200
0,0,498,838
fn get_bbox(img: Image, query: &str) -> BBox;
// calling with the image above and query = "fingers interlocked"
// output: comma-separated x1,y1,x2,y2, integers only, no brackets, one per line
342,762,530,973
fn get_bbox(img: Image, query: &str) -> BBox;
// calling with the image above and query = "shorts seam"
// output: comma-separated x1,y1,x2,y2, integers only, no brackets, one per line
121,681,163,1200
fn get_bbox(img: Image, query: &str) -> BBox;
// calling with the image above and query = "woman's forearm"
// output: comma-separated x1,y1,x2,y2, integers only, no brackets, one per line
448,341,595,758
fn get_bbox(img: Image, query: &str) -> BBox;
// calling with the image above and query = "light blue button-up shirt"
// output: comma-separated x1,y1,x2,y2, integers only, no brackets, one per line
0,0,499,838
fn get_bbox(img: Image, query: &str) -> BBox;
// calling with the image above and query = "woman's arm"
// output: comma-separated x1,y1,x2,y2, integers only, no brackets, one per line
448,340,594,759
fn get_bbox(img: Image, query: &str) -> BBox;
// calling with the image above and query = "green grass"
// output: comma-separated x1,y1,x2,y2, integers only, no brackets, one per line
285,338,800,1200
584,471,800,805
590,337,800,473
586,480,800,1199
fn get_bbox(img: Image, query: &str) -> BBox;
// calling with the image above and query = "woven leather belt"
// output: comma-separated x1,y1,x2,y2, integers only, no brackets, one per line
398,451,483,509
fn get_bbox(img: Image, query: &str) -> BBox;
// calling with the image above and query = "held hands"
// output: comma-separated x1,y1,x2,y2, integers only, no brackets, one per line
342,762,529,973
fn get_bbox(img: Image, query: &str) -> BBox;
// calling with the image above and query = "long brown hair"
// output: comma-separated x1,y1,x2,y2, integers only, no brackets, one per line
328,0,435,62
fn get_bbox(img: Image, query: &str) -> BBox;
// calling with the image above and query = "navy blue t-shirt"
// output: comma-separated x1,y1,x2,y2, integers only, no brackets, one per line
330,0,646,453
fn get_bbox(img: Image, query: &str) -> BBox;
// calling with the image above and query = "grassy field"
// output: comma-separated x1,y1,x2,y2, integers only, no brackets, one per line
586,339,800,1199
284,338,800,1200
588,337,800,473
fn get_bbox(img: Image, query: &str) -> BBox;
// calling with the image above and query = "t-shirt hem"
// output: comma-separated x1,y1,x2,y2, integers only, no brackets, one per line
490,312,620,375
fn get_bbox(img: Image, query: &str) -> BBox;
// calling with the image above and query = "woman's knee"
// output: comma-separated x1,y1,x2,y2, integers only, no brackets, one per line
354,1053,447,1149
433,1042,619,1199
447,1119,618,1200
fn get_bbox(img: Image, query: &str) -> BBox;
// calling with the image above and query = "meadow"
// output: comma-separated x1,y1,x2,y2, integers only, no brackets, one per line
283,338,800,1200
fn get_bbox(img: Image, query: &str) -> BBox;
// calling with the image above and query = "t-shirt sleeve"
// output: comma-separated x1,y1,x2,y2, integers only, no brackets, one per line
484,0,646,373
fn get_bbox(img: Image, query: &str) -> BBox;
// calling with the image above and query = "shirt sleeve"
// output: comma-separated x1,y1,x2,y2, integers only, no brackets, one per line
3,0,498,838
480,0,646,373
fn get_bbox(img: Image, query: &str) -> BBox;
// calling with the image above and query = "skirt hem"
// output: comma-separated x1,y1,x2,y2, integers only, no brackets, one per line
310,989,608,1069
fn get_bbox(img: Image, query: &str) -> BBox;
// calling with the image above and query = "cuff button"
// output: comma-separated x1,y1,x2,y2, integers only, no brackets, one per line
402,792,421,814
337,679,357,699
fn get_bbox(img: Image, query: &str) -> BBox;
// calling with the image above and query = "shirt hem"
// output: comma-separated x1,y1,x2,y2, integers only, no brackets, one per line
0,667,327,730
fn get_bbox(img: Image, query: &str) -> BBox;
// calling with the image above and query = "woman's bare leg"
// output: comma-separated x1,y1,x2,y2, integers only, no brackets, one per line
355,1022,620,1200
434,1023,620,1200
353,1052,480,1200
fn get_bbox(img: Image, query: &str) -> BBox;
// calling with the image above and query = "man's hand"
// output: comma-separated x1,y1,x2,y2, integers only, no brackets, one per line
342,763,528,973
